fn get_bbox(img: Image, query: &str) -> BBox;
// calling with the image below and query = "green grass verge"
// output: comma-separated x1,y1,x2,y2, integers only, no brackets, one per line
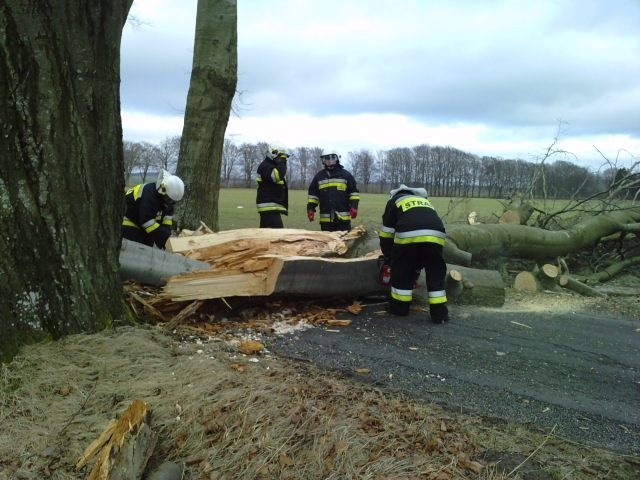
218,188,510,231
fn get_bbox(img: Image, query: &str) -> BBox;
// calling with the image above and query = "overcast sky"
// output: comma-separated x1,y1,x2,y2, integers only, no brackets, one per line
121,0,640,170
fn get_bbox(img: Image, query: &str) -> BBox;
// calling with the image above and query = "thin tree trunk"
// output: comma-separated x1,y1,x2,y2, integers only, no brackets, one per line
176,0,238,231
0,1,132,361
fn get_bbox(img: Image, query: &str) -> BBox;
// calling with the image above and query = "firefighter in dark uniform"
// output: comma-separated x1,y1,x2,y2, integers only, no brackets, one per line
256,145,290,228
307,149,359,231
379,184,449,323
122,169,185,249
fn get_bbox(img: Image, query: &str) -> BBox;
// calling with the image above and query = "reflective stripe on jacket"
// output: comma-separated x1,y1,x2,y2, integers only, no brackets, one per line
256,157,288,214
122,182,173,247
379,191,446,258
306,165,359,222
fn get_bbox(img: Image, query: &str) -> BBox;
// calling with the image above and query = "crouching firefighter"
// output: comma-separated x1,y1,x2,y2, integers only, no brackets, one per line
378,184,449,323
122,169,185,249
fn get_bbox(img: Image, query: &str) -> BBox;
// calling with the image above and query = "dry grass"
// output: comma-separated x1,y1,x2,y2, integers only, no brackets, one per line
1,315,639,480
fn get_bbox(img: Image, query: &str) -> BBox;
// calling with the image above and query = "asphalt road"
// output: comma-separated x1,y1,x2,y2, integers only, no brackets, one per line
268,302,640,455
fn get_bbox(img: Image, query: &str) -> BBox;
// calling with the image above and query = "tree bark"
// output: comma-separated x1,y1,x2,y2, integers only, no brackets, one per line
176,0,238,231
0,1,133,361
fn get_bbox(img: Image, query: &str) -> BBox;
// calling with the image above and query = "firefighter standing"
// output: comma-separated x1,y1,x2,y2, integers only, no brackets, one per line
307,149,359,231
379,184,449,323
256,145,290,228
122,169,185,249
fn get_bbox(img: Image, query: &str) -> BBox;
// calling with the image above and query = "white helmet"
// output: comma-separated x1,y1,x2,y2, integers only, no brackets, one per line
321,149,341,168
266,144,290,161
156,169,185,202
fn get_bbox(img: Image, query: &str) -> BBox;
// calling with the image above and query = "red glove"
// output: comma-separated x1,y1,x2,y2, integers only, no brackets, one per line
307,210,315,222
350,208,358,219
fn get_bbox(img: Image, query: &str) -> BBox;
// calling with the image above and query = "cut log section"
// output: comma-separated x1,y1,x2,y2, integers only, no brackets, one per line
513,263,560,292
443,264,505,307
513,271,539,292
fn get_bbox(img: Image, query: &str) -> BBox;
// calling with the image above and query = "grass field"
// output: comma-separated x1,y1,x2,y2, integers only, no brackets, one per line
218,188,509,230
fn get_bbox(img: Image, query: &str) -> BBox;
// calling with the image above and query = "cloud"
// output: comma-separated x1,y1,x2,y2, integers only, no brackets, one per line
120,0,640,169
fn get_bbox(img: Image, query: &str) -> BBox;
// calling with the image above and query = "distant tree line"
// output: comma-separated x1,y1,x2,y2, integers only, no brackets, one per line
125,136,636,200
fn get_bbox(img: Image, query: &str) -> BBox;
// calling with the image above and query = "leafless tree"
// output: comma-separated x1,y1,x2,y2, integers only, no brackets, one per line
222,139,240,187
158,135,181,172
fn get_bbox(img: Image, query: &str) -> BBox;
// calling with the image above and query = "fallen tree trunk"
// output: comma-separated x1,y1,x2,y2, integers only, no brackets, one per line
161,255,386,301
162,255,506,307
446,208,640,262
119,239,211,286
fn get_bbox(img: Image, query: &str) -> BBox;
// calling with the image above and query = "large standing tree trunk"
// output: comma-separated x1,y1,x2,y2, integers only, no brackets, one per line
176,0,238,231
0,1,133,361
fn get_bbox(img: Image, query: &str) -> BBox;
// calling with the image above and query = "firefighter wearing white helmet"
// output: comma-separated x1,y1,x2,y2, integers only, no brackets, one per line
122,169,185,249
256,144,290,228
307,149,359,231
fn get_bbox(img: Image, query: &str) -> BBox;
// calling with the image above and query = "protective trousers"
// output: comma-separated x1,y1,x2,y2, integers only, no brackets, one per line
259,211,284,228
389,242,448,321
320,220,351,232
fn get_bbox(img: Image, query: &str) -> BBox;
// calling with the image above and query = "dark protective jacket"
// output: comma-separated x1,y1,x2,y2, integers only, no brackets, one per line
306,164,359,224
256,157,288,214
379,189,446,257
122,182,174,248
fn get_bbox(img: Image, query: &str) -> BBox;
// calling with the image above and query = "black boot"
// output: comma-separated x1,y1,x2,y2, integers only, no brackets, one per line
387,300,410,316
430,304,449,324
